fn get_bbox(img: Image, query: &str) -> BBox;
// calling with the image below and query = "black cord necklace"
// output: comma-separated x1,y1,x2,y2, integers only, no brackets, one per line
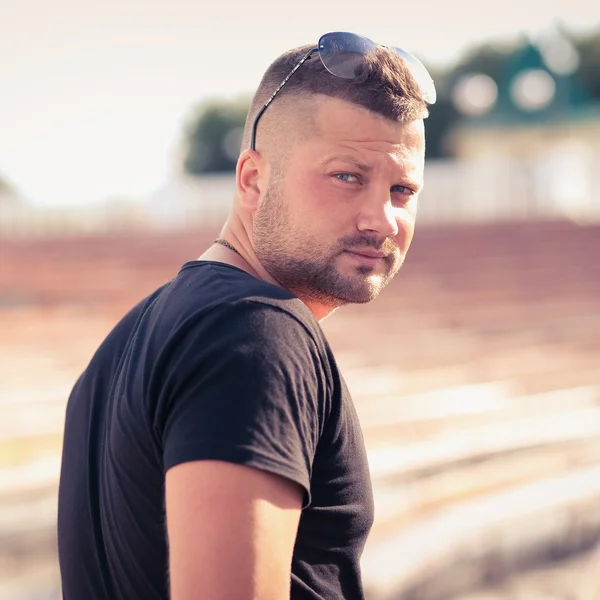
214,238,241,256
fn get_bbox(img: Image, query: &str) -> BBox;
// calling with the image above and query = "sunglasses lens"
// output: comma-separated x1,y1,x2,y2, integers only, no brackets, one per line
393,48,437,104
318,32,375,79
317,32,437,104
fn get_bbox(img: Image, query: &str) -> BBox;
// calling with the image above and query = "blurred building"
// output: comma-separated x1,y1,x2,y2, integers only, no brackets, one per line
144,172,233,228
448,35,600,158
436,32,600,223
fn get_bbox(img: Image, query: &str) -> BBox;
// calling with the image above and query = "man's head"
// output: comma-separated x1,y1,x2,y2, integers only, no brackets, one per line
235,39,429,311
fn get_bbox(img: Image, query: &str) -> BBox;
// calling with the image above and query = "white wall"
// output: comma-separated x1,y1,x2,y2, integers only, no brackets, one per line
418,153,600,224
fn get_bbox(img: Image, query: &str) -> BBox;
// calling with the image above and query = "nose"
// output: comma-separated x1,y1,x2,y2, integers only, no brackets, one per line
355,190,400,238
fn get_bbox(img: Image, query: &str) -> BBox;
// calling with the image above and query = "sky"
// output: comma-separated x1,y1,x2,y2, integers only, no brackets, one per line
1,0,598,207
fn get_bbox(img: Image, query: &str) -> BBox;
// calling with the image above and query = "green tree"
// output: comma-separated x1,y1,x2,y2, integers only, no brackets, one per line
0,174,12,192
450,41,517,84
421,44,515,158
183,97,250,175
424,96,460,158
573,26,600,101
0,173,21,208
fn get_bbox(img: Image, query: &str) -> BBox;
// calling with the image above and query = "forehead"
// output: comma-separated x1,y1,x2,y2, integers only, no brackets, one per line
308,96,425,173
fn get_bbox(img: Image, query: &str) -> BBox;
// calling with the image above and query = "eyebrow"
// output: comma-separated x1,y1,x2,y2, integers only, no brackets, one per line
320,154,373,173
321,153,422,191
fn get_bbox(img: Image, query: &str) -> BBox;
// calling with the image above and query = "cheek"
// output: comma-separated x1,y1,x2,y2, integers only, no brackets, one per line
393,204,417,249
285,175,339,228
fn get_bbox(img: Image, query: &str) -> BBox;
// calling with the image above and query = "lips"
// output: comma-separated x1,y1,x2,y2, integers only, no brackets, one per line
346,248,388,259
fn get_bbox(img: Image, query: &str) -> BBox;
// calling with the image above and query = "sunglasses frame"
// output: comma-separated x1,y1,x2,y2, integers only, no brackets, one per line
249,32,436,151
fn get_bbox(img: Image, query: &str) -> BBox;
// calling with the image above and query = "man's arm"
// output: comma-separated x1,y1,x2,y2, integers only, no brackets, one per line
166,460,303,600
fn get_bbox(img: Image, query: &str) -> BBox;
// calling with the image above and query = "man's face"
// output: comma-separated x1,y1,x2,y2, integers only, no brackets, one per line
253,95,425,308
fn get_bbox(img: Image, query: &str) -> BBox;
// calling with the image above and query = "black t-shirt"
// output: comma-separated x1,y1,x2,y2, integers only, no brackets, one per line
58,261,374,600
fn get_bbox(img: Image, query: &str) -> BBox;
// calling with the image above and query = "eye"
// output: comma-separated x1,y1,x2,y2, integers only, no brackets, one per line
391,184,415,195
334,172,361,184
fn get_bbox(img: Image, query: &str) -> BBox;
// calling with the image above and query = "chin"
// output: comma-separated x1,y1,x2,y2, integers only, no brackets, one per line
333,281,384,305
329,267,392,302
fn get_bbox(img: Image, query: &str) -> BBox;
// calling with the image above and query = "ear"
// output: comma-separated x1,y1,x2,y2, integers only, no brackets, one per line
236,149,265,212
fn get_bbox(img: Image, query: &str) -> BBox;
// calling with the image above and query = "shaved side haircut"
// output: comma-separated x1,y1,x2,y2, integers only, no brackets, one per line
241,43,429,153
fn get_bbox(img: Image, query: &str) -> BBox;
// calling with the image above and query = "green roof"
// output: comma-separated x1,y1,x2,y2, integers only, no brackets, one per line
460,40,598,127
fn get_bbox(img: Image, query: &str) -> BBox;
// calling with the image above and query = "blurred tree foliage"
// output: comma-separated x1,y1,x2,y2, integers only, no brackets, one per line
423,95,459,158
574,26,600,101
183,26,600,172
0,174,13,193
424,41,521,157
183,97,250,175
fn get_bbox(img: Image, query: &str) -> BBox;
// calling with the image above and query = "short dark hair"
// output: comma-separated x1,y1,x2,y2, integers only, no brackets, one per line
242,43,429,149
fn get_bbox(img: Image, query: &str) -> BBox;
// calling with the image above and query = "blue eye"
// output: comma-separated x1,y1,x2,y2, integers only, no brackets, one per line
334,173,360,184
392,185,413,195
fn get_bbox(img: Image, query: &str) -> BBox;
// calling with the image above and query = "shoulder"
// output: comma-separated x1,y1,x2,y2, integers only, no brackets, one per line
223,296,322,344
186,297,328,373
167,262,329,359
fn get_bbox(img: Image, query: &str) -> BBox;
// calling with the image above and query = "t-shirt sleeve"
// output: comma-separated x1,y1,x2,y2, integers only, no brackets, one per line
157,300,328,506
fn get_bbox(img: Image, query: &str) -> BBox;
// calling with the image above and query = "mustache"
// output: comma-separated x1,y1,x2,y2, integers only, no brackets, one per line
337,234,398,254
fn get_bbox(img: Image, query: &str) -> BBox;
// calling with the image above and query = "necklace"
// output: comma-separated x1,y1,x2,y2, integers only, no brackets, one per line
214,238,241,256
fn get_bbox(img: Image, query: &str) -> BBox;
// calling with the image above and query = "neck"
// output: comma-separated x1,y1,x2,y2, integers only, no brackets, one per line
198,213,337,322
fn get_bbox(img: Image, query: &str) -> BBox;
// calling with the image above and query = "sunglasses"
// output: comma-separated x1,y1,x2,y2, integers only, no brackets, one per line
250,31,437,151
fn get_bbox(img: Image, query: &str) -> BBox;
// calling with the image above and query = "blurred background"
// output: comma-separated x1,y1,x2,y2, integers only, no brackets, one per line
1,1,600,598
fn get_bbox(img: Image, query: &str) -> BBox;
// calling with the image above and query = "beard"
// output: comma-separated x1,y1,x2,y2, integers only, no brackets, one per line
253,183,405,307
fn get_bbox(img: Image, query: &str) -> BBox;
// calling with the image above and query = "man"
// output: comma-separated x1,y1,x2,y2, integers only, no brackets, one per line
58,32,434,600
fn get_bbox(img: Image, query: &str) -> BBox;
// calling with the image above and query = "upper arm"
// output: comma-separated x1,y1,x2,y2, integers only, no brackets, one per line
160,302,326,504
161,302,326,598
166,459,303,600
